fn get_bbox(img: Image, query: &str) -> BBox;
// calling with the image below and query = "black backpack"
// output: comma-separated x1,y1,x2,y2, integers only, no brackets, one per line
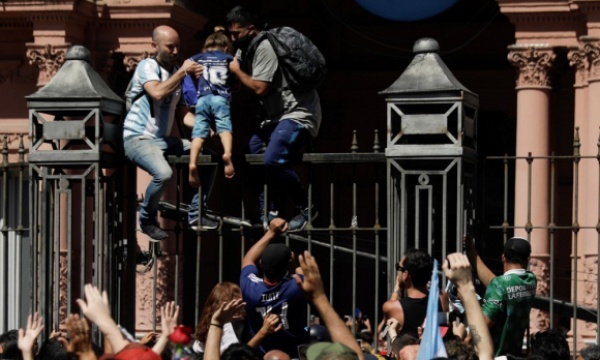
245,26,326,92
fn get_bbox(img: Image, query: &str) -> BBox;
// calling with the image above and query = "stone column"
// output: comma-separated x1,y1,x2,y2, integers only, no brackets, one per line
508,45,555,332
575,37,600,346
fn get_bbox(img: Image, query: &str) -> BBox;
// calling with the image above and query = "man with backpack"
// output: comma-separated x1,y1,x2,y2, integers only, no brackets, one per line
124,25,219,241
226,6,324,232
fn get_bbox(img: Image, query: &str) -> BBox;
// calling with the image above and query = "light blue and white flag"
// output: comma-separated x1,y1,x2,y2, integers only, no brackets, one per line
416,259,448,360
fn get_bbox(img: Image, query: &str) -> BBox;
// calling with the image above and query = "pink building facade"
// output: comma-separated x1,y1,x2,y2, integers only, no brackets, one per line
1,0,600,352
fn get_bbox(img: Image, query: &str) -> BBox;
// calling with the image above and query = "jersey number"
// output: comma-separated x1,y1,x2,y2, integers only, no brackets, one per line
256,301,289,329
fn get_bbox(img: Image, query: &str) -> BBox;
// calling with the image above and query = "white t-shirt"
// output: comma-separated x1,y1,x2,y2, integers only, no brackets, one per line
192,322,239,354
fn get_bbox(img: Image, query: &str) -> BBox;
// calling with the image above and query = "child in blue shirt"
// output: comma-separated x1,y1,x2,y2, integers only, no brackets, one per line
184,30,235,185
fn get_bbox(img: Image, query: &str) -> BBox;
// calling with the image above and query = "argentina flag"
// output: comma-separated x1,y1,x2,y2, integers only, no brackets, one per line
416,259,448,360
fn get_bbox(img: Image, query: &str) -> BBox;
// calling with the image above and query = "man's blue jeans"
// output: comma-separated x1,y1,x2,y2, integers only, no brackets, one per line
123,136,207,223
248,119,310,212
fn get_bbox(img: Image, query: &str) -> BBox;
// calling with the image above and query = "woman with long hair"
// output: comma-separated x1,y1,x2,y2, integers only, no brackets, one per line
193,282,247,356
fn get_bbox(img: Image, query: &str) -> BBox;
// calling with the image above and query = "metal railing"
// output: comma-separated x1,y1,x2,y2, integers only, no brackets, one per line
1,129,600,356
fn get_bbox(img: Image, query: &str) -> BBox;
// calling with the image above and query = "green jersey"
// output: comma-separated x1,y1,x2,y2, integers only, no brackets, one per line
482,269,537,356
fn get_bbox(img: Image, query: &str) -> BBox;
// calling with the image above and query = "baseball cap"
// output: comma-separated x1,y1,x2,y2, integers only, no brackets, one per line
306,342,359,360
101,343,161,360
503,237,532,264
261,243,291,279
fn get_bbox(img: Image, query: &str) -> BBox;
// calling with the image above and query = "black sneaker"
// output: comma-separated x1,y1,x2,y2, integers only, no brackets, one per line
136,250,153,266
139,222,168,241
288,206,318,233
189,215,219,231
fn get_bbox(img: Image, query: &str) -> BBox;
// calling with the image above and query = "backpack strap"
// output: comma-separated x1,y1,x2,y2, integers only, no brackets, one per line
131,58,159,102
243,31,295,95
131,58,161,115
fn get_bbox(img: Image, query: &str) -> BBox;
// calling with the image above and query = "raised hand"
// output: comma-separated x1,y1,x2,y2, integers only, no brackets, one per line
66,313,95,359
269,218,288,235
76,283,129,355
260,313,283,335
293,251,325,301
160,301,180,336
17,312,44,360
76,284,111,326
443,253,473,288
211,298,246,326
139,332,158,345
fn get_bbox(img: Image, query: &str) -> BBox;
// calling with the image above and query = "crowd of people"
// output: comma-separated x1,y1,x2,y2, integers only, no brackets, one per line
2,219,598,359
1,4,597,360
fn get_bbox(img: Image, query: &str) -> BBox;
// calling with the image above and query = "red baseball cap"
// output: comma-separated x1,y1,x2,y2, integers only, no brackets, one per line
101,342,161,360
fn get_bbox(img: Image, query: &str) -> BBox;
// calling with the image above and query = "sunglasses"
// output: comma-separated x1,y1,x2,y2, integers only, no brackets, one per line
395,262,407,272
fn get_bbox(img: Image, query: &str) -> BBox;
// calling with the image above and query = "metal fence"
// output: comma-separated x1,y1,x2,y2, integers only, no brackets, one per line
1,129,600,355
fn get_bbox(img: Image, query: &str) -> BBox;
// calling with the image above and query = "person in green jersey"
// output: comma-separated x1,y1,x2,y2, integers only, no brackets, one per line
463,235,537,357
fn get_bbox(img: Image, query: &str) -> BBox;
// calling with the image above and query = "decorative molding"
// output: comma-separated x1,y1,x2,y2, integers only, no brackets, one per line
530,257,549,297
568,48,588,86
59,253,68,325
504,12,585,26
26,43,69,87
529,256,550,331
124,51,150,73
508,46,556,89
583,255,598,331
582,41,600,80
583,255,598,307
0,19,32,29
26,13,71,23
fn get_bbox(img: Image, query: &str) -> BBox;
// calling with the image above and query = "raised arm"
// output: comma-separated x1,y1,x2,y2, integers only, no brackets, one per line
463,234,496,287
17,313,44,360
65,314,97,360
76,284,129,354
241,218,288,268
152,301,180,355
144,59,203,102
246,313,282,349
443,253,493,360
205,299,246,360
293,251,364,360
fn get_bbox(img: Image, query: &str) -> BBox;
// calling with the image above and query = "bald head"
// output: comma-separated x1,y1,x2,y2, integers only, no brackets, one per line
151,25,181,68
263,350,291,360
152,25,177,41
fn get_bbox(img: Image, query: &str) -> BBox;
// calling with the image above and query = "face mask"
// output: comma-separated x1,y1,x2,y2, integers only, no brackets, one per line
233,35,252,51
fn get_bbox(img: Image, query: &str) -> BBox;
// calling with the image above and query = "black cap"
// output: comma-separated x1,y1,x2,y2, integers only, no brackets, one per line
261,243,291,280
503,237,532,264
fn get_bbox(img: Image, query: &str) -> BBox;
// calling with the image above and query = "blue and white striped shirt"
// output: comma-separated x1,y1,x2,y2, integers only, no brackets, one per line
123,58,182,139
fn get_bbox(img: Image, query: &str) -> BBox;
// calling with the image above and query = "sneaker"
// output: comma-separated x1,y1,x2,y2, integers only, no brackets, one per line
259,210,279,230
189,215,219,231
288,206,318,233
136,250,153,266
139,222,168,241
